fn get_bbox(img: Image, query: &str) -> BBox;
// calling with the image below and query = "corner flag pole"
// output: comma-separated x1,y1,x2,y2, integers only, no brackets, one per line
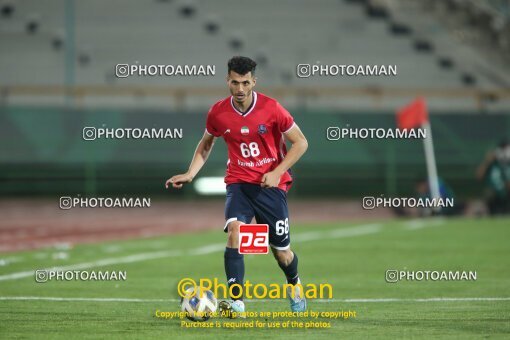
422,121,441,211
396,97,441,212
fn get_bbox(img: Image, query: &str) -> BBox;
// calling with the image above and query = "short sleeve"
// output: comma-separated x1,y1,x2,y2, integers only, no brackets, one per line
276,101,295,133
205,106,221,137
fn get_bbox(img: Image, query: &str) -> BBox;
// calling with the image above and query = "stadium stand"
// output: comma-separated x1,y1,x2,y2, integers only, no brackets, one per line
0,0,509,111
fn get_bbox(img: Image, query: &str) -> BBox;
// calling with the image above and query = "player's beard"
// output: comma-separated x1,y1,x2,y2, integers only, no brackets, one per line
233,90,252,105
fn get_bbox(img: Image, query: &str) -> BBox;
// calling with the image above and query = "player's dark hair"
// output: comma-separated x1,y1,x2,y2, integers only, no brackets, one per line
228,56,257,76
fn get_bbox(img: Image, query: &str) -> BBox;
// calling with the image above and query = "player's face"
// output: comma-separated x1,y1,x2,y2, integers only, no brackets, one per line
227,71,256,105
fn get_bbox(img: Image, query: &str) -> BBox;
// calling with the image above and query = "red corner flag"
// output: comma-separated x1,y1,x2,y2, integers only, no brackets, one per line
397,97,429,130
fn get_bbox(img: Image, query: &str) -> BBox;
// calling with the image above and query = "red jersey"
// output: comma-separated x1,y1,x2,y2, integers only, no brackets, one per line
205,91,295,191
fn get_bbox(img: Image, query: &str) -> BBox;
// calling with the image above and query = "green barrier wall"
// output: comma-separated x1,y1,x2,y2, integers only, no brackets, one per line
1,107,509,198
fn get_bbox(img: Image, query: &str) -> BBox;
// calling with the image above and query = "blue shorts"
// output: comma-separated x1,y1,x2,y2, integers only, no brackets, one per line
224,183,291,250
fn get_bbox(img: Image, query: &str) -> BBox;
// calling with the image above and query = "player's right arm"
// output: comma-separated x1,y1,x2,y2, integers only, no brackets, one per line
165,131,216,189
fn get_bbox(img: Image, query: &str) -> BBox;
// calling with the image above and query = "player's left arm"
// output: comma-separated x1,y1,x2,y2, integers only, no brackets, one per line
261,124,308,188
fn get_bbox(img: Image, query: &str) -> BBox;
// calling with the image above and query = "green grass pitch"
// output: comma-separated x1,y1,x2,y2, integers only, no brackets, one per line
0,217,509,339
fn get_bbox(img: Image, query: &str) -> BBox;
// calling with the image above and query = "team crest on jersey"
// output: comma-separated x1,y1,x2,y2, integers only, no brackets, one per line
258,124,267,135
241,126,249,135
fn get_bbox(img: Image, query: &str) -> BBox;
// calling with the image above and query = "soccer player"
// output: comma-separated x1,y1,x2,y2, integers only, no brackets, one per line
476,139,510,215
166,56,308,314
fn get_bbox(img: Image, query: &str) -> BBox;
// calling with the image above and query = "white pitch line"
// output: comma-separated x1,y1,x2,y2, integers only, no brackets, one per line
188,244,226,256
0,223,382,282
327,223,382,238
291,223,382,243
0,296,509,303
290,231,323,243
0,256,23,266
404,218,445,230
0,250,182,282
315,297,510,303
0,296,171,302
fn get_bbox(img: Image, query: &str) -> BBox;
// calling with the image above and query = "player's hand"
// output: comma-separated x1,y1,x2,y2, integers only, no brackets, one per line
260,171,281,188
165,173,193,189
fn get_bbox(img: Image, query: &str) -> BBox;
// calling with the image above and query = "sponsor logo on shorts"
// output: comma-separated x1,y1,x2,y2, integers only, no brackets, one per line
239,224,269,254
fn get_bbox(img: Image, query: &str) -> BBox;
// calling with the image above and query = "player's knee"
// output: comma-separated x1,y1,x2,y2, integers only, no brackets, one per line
227,221,243,247
227,221,242,235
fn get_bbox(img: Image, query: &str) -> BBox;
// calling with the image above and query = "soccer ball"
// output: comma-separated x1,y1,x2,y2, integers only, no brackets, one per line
180,287,218,322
